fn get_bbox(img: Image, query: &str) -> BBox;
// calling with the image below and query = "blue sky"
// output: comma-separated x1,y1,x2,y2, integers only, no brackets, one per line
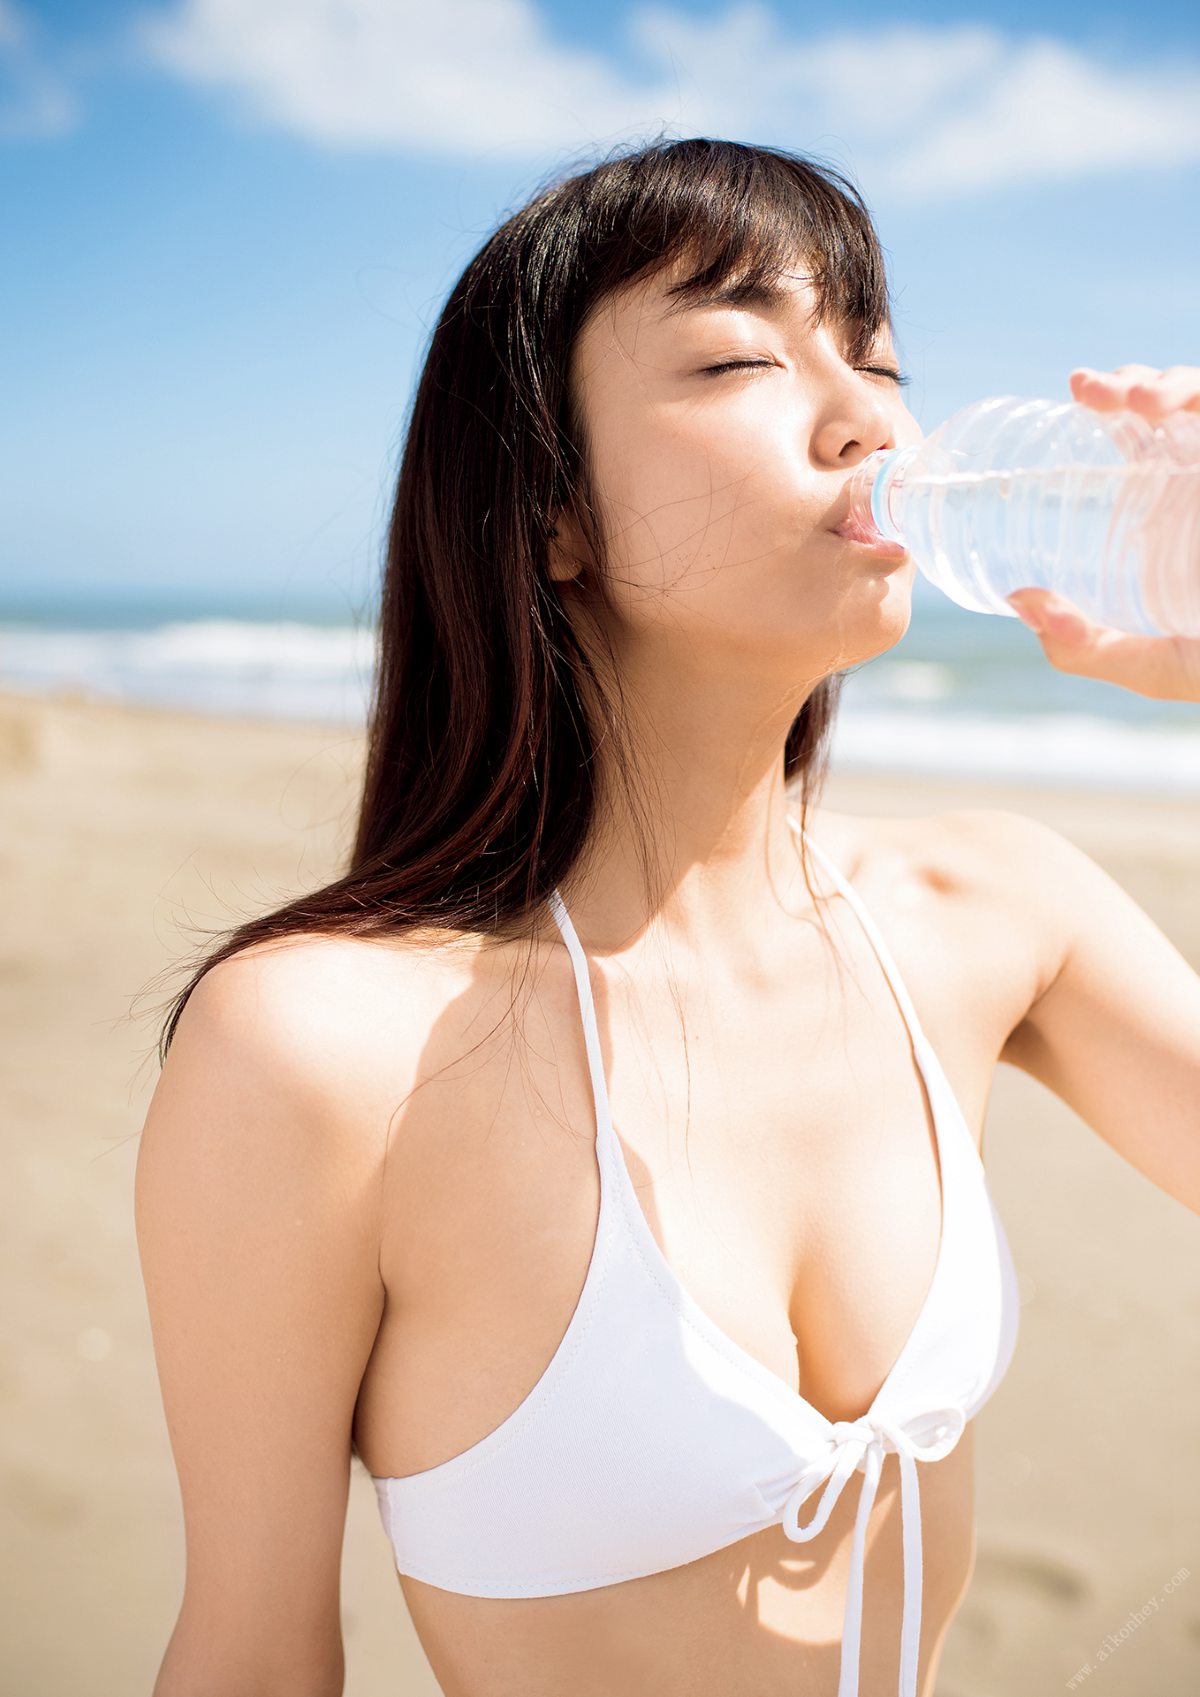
3,0,1198,615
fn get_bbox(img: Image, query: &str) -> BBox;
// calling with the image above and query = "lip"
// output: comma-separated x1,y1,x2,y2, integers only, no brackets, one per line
830,522,909,562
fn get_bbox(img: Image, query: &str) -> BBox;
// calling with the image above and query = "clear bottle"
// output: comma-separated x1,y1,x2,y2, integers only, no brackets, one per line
842,396,1200,636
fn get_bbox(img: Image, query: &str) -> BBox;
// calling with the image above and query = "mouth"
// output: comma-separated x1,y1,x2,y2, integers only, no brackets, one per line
830,520,909,562
827,448,909,559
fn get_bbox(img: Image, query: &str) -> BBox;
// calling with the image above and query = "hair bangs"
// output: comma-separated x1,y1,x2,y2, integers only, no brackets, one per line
600,140,893,367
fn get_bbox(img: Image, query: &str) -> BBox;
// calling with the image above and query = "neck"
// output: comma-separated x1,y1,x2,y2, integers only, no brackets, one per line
552,772,832,983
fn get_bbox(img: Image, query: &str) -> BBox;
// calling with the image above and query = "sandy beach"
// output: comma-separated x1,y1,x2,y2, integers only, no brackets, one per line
2,682,1197,1697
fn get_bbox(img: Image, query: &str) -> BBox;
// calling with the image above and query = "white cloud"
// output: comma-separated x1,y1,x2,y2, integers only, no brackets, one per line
131,0,685,157
627,6,1007,145
885,34,1200,195
0,0,78,139
11,0,1200,201
130,0,1200,199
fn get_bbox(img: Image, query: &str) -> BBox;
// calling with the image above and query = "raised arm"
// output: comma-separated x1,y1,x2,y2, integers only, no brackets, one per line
135,943,393,1696
978,808,1200,1215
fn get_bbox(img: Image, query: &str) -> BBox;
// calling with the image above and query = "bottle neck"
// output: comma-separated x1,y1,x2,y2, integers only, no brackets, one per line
842,445,918,546
869,446,918,543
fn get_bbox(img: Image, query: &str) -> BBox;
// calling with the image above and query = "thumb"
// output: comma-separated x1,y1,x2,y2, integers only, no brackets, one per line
1006,587,1198,699
1006,588,1090,645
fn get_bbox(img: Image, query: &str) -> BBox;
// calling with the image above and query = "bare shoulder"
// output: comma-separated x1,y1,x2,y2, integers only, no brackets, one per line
813,800,1076,911
167,925,505,1156
183,925,479,1048
809,802,1076,1025
814,798,1056,876
893,803,1085,957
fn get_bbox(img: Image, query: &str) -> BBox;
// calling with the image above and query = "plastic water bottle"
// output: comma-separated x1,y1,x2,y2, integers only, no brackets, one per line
842,396,1200,636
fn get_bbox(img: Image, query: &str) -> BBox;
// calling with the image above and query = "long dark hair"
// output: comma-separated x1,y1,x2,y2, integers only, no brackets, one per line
154,137,894,1063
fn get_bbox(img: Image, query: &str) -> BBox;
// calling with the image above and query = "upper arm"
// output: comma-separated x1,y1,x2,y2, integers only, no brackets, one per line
135,943,394,1693
977,809,1200,1214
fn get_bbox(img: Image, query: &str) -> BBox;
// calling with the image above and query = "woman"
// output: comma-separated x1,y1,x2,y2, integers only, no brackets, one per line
135,139,1200,1697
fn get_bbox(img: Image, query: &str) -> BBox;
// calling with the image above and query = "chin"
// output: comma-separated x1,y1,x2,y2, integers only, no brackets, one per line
830,576,914,668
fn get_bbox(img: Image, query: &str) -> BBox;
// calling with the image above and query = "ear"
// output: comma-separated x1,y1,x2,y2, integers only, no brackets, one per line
545,504,590,585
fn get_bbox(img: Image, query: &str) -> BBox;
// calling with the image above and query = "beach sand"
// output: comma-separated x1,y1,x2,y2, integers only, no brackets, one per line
2,684,1197,1697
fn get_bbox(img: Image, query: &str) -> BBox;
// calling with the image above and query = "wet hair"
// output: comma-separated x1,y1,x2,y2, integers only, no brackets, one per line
151,137,893,1062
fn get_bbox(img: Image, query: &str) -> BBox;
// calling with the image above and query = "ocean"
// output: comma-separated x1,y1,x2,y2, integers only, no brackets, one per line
2,580,1198,795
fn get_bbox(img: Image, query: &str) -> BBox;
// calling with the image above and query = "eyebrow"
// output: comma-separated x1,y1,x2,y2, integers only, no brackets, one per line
658,274,813,320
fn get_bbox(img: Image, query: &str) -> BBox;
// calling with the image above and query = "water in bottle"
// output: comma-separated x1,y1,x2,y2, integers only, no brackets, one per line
841,396,1200,636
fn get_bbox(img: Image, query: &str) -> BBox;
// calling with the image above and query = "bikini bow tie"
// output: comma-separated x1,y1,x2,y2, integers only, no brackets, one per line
779,1405,968,1697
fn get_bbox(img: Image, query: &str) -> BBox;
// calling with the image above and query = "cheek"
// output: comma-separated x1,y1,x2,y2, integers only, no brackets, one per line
589,405,814,597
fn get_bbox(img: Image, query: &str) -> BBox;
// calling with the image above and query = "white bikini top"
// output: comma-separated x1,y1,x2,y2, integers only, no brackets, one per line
372,817,1021,1697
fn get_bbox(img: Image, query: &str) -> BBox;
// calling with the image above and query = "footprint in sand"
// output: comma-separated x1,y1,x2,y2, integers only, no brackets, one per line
5,1462,88,1529
951,1539,1093,1653
0,703,42,773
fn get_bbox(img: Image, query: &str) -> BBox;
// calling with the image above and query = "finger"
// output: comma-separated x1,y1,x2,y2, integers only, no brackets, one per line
1068,368,1141,411
1160,363,1200,412
1006,590,1200,701
1069,364,1162,391
1070,365,1200,420
1126,369,1200,418
1007,588,1091,643
1069,365,1162,412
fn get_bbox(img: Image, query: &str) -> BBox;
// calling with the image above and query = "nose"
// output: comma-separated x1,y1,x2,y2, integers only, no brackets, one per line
811,385,902,469
818,388,902,468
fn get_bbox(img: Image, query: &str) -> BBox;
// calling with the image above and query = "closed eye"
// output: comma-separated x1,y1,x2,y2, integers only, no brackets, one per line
860,365,913,387
699,358,775,376
701,358,912,387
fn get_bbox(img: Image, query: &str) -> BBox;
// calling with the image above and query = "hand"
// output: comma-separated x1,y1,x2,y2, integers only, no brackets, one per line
1005,364,1200,703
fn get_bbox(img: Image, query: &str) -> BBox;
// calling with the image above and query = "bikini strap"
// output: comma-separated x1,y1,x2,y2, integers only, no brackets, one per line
552,820,936,1139
788,814,935,1059
546,888,617,1156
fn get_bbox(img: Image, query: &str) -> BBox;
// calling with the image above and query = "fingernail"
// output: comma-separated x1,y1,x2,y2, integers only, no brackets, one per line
1006,592,1046,633
1008,591,1087,641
